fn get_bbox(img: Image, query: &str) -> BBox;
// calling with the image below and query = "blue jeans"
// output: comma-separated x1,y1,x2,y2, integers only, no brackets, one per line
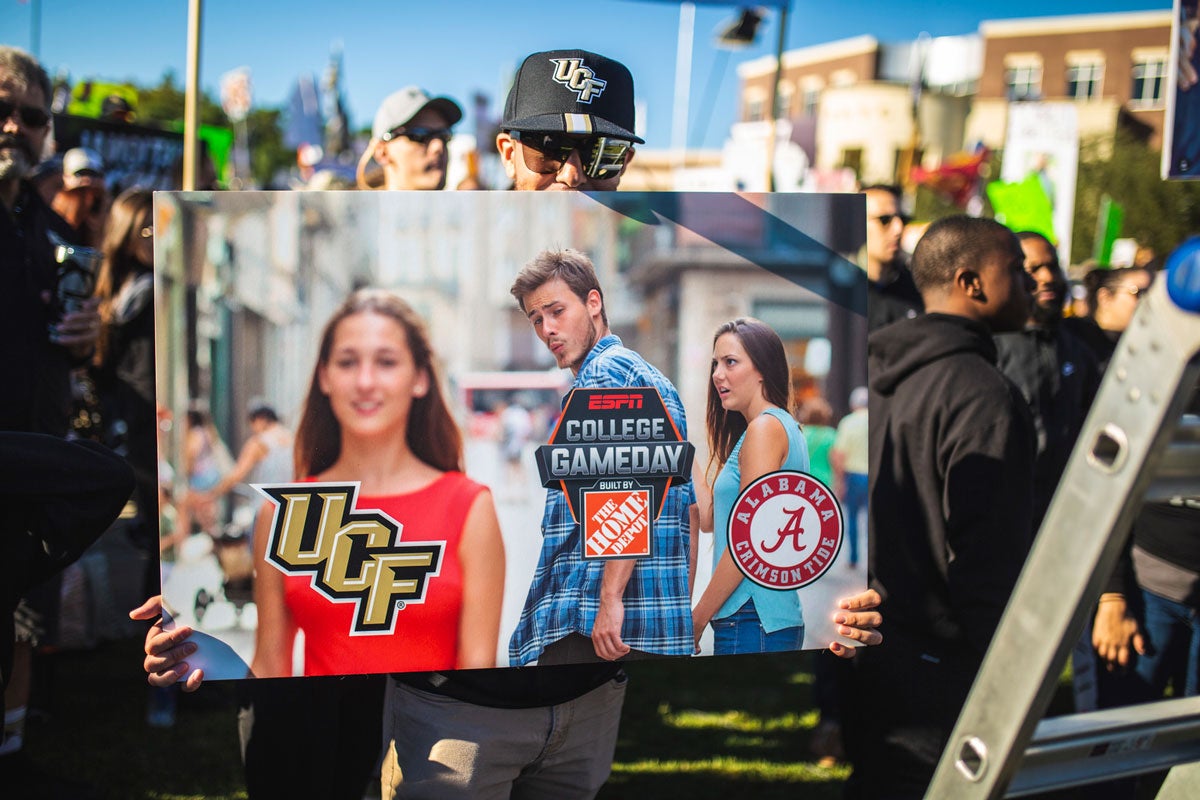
1134,589,1200,698
843,472,868,565
712,600,804,656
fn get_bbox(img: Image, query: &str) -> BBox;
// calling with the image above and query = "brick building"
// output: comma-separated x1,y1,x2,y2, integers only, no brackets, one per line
734,9,1173,183
967,10,1172,152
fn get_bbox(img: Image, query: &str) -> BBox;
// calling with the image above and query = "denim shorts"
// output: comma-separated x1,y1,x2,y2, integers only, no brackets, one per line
712,600,804,656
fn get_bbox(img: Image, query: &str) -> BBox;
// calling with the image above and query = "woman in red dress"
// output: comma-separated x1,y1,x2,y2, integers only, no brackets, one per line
251,288,505,677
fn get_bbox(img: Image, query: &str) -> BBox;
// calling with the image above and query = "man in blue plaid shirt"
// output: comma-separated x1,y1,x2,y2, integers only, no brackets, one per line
508,248,695,666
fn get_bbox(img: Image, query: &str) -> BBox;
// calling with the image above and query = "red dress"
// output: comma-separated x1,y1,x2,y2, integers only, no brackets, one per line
282,472,485,675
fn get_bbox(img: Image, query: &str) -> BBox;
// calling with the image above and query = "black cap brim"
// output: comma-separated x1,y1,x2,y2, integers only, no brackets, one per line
502,112,643,144
421,97,464,127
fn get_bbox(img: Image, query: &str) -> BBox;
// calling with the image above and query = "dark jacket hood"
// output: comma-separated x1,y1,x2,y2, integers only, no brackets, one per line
869,313,998,397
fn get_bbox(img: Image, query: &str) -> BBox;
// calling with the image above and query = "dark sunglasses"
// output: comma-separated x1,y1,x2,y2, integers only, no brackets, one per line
871,213,909,227
380,125,452,146
0,99,50,128
510,130,631,180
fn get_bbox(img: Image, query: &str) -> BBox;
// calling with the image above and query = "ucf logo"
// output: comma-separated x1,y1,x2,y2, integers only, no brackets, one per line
257,483,444,636
550,58,607,103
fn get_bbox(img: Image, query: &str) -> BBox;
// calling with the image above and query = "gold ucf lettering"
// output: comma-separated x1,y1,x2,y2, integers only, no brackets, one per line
258,484,443,634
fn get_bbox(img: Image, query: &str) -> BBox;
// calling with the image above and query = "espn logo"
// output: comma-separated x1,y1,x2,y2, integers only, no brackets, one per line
588,393,644,411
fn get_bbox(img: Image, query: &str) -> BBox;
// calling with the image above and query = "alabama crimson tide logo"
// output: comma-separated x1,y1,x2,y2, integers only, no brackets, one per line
728,471,843,590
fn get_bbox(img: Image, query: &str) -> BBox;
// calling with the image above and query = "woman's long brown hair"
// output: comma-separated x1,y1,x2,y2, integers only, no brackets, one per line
705,317,793,475
93,188,153,367
293,289,463,479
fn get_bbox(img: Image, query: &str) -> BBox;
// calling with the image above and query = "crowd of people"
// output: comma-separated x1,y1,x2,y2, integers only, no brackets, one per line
1,32,1197,800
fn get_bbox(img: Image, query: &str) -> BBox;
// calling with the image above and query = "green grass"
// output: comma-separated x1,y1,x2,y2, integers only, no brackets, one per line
598,651,849,799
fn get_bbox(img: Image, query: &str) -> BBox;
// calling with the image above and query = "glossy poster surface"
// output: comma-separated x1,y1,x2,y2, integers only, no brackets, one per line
153,190,867,679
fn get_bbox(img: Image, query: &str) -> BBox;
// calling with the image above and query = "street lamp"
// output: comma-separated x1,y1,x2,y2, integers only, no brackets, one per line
715,7,764,48
715,5,790,190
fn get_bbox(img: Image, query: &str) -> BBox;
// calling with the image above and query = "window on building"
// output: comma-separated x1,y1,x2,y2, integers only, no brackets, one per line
799,76,824,118
1006,65,1042,100
802,87,820,117
894,147,923,181
774,83,794,119
830,69,857,88
1131,49,1168,109
746,97,764,122
1004,53,1043,101
1066,54,1104,100
841,148,863,177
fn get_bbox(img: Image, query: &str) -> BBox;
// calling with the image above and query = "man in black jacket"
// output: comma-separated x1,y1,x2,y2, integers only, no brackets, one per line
860,184,923,331
841,215,1036,799
995,231,1101,532
0,45,99,436
1,46,109,774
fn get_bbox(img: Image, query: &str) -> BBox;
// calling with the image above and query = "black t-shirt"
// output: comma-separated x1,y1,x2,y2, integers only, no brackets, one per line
393,662,622,709
867,263,924,332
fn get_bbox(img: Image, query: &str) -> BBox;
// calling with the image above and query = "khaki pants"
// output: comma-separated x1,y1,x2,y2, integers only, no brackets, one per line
381,675,626,800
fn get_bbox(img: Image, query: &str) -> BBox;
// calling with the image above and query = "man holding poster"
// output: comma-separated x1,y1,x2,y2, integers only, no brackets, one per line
140,49,884,800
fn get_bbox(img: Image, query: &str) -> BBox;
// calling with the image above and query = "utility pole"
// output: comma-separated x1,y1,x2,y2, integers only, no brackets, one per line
183,0,203,191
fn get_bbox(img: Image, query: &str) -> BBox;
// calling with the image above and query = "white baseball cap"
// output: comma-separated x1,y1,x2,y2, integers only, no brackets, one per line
62,146,104,177
371,87,462,141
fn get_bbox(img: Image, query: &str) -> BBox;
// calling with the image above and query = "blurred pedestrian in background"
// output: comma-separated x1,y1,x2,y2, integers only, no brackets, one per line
831,387,868,570
185,402,294,535
859,184,923,330
93,188,157,548
994,231,1101,532
797,396,836,490
1063,265,1155,371
61,146,105,191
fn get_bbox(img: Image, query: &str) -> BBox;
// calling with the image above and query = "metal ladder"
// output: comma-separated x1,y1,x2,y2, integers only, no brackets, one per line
925,245,1200,798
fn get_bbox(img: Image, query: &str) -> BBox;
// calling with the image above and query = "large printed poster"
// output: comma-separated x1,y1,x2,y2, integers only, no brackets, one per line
154,190,867,680
1164,0,1200,179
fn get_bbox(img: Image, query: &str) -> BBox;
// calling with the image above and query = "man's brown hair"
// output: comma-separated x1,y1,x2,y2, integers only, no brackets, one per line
509,248,608,327
0,46,51,109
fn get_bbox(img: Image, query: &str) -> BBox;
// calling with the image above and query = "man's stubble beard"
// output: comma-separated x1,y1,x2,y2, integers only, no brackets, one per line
1030,294,1064,327
568,318,599,374
0,148,31,183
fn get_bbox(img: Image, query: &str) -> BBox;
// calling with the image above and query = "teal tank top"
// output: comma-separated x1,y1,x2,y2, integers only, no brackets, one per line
710,406,810,632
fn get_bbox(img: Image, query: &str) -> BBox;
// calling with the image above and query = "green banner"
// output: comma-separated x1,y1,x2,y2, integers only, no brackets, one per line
986,174,1055,242
1092,195,1124,267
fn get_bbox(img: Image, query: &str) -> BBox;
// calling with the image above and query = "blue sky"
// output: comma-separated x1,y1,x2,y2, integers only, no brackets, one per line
1,0,1172,149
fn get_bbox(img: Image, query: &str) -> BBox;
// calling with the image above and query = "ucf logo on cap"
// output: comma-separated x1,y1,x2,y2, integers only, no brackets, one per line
550,58,607,104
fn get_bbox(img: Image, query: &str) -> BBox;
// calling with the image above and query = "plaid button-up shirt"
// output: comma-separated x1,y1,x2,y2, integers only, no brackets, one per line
509,335,695,665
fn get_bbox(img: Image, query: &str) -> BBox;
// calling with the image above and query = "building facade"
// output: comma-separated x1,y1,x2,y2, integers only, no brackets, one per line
736,33,980,186
967,10,1172,153
734,9,1173,184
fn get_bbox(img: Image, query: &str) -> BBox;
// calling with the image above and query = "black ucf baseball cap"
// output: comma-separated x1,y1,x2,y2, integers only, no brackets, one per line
502,49,644,144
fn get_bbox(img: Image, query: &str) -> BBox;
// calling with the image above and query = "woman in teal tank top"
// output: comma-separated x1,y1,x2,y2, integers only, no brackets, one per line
691,318,880,655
